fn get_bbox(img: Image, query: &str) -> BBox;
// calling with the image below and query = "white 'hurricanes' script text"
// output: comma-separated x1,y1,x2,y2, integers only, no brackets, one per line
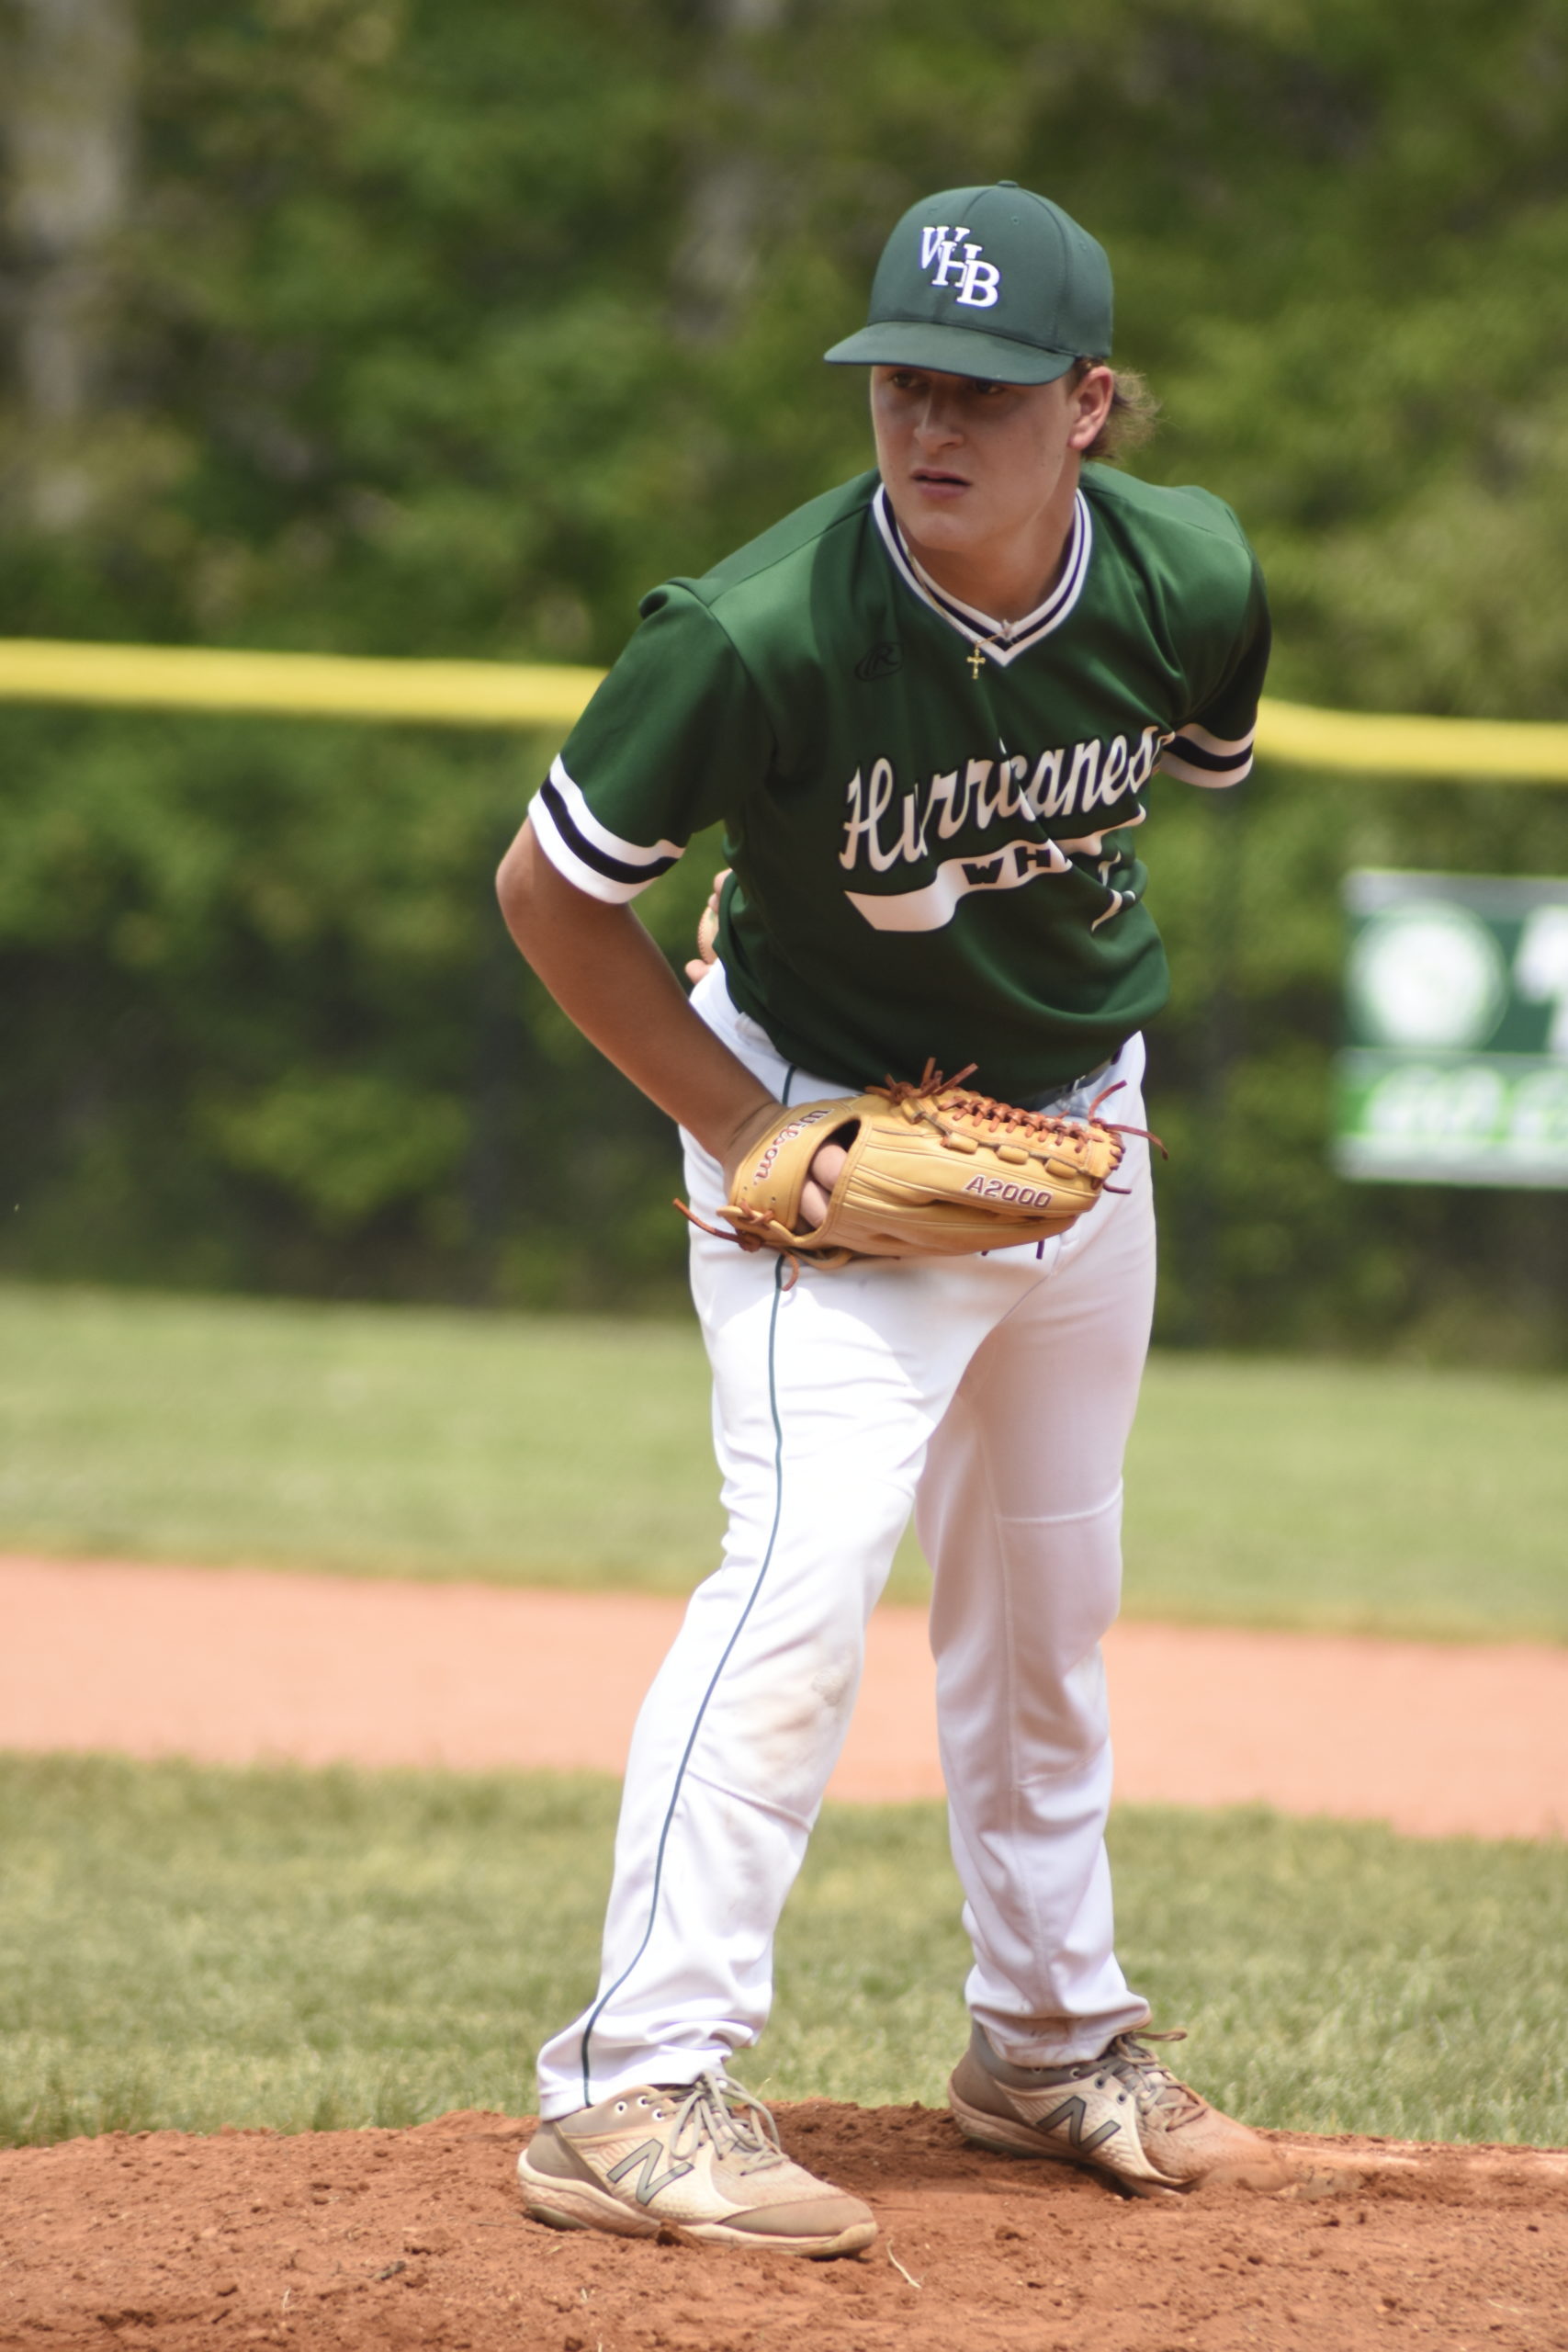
839,728,1167,875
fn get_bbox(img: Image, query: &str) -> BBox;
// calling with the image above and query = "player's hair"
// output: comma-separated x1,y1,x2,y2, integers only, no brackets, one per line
1071,360,1159,464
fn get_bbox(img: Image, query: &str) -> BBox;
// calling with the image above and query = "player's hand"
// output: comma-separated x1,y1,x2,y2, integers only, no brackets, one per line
683,869,730,983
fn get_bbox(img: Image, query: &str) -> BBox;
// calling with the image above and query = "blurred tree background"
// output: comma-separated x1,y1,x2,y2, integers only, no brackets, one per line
2,0,1566,1354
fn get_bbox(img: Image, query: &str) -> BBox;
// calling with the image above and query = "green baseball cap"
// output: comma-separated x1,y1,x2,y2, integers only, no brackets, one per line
824,182,1113,385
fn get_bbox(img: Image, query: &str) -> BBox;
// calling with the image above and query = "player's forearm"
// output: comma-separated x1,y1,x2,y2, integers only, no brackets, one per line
495,820,775,1166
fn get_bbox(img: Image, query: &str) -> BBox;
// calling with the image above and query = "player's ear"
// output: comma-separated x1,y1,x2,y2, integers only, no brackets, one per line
1066,363,1114,452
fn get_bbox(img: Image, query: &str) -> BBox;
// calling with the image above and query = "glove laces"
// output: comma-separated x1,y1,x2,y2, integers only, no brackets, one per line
871,1062,1165,1161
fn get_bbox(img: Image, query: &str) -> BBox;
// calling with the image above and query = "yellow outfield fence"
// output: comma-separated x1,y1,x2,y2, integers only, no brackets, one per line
0,638,603,732
1258,697,1568,785
3,636,1568,782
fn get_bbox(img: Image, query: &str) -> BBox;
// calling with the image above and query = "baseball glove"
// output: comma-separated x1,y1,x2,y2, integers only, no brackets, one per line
680,1063,1145,1279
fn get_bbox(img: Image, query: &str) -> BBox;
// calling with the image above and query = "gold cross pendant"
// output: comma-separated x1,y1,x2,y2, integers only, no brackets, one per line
966,643,987,679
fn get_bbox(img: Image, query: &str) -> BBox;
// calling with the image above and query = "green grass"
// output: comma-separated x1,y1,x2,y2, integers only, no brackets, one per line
1,1755,1564,2152
3,1283,1566,1635
0,1283,723,1593
1122,1350,1568,1638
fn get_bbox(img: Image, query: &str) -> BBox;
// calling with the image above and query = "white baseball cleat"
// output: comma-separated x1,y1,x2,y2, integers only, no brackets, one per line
518,2070,877,2256
948,2021,1292,2194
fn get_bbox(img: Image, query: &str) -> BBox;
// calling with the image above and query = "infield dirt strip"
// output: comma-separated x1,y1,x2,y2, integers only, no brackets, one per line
3,1553,1567,1837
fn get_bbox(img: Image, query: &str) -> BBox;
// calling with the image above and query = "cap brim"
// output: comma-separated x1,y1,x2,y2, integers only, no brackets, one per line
822,320,1081,385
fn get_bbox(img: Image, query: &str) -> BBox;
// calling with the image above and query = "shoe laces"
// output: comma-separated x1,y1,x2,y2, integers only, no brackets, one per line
1094,2030,1206,2127
659,2071,788,2177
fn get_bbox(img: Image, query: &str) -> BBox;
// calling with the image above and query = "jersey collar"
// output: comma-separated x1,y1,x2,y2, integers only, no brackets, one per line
871,482,1093,666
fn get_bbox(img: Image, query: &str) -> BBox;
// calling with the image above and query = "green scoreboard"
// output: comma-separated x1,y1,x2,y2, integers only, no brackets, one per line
1336,870,1568,1187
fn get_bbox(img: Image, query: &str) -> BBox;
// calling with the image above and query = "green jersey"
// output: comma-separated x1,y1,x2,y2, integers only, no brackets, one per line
531,463,1269,1098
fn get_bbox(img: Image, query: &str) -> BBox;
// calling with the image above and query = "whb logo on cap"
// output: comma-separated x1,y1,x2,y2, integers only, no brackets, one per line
919,223,1001,310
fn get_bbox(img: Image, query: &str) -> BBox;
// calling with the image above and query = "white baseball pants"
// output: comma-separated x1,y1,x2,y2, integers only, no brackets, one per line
536,970,1156,2119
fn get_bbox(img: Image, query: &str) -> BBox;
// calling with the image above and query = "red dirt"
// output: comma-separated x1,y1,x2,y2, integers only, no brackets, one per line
4,1554,1567,1837
6,2105,1568,2352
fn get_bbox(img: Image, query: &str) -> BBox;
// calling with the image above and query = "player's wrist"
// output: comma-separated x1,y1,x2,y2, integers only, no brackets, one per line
711,1095,786,1189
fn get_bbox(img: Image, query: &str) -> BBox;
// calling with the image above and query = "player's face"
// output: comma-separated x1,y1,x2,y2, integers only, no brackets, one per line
869,363,1112,606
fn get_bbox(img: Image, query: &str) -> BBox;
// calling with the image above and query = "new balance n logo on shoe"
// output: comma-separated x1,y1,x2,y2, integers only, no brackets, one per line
606,2139,695,2207
1036,2095,1122,2158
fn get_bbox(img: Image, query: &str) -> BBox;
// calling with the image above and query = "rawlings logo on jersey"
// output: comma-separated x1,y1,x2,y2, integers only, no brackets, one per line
854,639,903,682
919,223,1001,310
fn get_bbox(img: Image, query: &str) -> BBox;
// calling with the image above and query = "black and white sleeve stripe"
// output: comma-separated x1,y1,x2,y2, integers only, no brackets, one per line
1156,721,1256,789
529,759,683,903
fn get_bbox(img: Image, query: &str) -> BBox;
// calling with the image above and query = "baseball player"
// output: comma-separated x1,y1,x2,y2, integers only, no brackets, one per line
498,182,1283,2255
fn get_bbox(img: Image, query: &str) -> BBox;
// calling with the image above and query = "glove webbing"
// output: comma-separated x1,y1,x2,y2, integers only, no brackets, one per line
868,1062,1162,1184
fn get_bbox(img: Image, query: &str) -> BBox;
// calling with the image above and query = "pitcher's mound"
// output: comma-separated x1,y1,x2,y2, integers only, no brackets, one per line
6,2102,1567,2349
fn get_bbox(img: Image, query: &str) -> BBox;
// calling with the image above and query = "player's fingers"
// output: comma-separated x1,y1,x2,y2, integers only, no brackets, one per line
691,869,729,972
683,957,709,983
799,1141,849,1228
